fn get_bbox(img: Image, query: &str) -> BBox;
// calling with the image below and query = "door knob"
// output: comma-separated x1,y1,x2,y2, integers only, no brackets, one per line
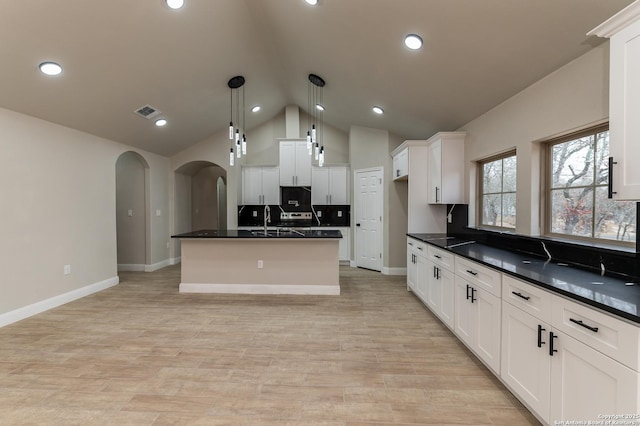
356,223,361,227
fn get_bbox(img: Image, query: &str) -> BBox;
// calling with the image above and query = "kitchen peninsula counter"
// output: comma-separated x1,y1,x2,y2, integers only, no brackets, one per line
172,229,342,295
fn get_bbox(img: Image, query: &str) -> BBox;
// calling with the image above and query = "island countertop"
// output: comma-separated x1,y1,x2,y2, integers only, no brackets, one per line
172,229,342,239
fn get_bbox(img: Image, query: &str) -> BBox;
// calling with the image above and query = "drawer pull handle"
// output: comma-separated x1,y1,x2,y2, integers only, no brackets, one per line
408,242,414,246
417,247,424,251
434,254,441,259
466,269,478,276
549,332,558,356
569,318,599,333
537,324,546,348
512,291,530,301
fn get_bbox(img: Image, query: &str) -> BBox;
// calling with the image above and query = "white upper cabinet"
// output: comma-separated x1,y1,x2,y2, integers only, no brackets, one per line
588,2,640,200
392,147,409,180
312,166,349,205
242,166,280,205
279,140,312,186
426,132,466,204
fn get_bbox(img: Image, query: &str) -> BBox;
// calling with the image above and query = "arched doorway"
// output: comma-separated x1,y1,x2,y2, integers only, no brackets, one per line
115,151,150,271
173,161,227,259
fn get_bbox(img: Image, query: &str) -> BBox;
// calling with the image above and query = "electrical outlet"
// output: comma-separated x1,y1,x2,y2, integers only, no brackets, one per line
156,209,161,217
257,260,263,269
317,211,322,217
447,213,452,223
127,209,133,217
64,265,71,275
166,242,170,249
337,211,342,217
252,211,257,217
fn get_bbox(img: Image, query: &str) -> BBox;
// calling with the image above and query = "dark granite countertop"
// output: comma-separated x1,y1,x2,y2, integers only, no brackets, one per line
408,233,640,324
172,229,343,239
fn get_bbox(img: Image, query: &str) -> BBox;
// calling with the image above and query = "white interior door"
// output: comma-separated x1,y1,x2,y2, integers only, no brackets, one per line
355,168,383,271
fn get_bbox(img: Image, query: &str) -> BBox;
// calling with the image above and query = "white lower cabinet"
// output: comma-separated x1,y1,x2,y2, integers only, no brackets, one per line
454,273,502,374
500,275,640,425
406,240,640,425
549,331,639,424
425,255,455,329
501,301,551,421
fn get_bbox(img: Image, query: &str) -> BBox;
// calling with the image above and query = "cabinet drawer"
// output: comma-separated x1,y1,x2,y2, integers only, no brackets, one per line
407,237,427,255
455,256,501,297
552,295,640,371
428,245,454,271
502,274,552,322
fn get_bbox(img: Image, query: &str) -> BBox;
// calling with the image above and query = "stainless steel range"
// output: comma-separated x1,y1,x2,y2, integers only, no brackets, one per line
279,211,313,228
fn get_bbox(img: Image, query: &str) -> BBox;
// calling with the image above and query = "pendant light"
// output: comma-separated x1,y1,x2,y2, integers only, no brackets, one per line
307,73,326,166
227,75,246,166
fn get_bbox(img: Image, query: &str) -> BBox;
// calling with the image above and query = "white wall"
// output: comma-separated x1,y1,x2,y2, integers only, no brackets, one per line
0,107,171,320
459,43,610,236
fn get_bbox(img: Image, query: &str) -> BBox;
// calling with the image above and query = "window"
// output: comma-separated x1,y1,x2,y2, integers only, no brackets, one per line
479,152,517,229
547,125,636,245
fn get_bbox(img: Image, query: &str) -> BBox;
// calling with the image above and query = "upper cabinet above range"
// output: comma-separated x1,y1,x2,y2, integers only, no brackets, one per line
426,132,466,204
279,140,312,187
588,1,640,200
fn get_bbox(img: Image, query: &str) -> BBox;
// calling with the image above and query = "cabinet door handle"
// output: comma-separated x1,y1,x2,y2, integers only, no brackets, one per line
470,287,476,303
512,291,530,301
549,332,558,356
433,265,437,278
396,169,400,177
466,269,478,276
537,324,546,348
435,187,439,203
329,195,332,204
436,267,440,280
569,318,599,333
608,157,617,199
466,284,471,300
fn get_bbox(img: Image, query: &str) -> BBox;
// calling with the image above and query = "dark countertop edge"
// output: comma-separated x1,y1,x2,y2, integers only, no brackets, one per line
407,233,640,325
172,230,342,239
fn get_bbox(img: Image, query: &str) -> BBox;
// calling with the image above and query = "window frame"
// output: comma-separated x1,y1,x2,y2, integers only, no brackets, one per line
477,150,517,232
543,123,636,248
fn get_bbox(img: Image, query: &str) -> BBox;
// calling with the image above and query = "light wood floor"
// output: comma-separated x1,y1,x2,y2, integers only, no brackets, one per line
0,265,540,425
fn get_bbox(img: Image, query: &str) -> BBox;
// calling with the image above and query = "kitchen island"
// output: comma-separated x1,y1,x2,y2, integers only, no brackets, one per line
171,229,342,295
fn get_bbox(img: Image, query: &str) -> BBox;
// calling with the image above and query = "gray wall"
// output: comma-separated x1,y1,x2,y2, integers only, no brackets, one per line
192,165,226,230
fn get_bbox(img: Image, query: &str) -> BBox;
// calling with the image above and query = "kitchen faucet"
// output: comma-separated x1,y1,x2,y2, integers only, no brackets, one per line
263,205,271,235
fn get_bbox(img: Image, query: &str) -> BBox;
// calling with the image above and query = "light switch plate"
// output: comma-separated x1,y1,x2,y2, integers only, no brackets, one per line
156,209,161,217
127,209,133,217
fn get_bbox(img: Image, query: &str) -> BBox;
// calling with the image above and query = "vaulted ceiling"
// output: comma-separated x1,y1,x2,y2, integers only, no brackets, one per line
0,0,633,156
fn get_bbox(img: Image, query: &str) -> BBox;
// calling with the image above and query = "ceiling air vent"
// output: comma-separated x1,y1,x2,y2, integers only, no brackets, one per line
134,104,161,120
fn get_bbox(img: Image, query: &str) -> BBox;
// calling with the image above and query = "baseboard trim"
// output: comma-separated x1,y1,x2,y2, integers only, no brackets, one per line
170,256,181,265
118,263,145,272
383,267,407,276
179,283,340,295
350,260,357,267
145,259,171,272
0,276,119,328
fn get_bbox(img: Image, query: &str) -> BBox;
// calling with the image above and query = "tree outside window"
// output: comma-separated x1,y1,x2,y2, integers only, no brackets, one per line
548,128,636,244
480,153,516,229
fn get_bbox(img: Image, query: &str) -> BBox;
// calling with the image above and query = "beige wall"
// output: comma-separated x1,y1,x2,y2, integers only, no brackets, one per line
0,107,170,316
459,43,610,236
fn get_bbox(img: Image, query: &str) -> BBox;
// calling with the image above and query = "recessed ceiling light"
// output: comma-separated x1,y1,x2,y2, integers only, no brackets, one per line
372,106,384,115
165,0,184,10
39,62,63,76
404,34,423,50
305,0,318,5
316,104,325,111
155,118,168,127
251,105,261,113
